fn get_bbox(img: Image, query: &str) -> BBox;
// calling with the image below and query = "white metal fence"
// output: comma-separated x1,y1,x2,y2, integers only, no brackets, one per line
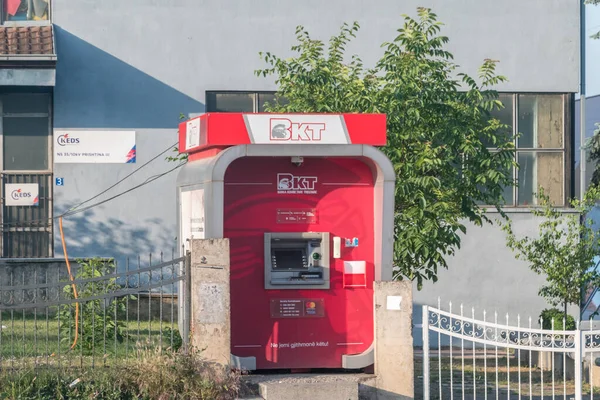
420,301,600,399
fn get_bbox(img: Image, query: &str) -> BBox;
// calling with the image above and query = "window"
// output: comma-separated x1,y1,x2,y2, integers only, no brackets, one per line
0,92,53,258
488,93,569,207
206,91,287,113
2,0,50,23
209,91,571,208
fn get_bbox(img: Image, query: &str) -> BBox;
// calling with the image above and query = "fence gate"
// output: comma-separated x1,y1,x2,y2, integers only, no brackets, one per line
419,301,600,400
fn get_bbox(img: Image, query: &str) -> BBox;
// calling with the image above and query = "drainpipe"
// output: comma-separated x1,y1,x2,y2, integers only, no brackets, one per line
581,0,587,201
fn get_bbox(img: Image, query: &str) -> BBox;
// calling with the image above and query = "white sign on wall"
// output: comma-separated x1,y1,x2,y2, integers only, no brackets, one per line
53,131,136,164
5,183,39,206
180,188,205,253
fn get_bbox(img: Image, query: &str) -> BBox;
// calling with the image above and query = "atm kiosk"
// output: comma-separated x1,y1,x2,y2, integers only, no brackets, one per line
176,113,395,371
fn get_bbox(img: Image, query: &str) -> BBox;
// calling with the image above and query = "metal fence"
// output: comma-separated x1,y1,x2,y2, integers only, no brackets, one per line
419,300,600,399
0,251,189,373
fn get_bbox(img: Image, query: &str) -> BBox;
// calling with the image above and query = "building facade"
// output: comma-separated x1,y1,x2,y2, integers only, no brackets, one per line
0,0,580,336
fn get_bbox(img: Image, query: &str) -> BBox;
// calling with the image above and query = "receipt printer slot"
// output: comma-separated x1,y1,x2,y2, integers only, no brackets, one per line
265,232,330,290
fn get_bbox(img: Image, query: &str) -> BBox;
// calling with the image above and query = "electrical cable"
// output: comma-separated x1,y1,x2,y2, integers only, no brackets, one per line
50,144,181,354
59,216,80,351
65,141,178,213
63,162,185,218
0,146,184,228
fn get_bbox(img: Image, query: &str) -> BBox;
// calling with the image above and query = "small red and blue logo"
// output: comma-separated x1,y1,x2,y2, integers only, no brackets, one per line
126,145,136,163
305,301,317,315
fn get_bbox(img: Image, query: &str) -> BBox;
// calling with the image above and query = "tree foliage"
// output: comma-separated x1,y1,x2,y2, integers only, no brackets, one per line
586,124,600,186
255,8,516,288
588,0,600,39
502,186,600,319
59,258,130,353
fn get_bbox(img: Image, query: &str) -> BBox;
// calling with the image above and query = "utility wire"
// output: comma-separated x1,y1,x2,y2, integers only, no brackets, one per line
65,141,178,213
0,151,184,228
63,162,185,218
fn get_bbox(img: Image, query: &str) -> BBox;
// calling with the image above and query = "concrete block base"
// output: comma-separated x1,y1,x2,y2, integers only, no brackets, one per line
243,373,376,400
259,381,358,400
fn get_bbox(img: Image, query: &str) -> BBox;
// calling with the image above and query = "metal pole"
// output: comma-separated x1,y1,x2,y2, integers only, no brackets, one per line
575,326,583,400
580,0,587,200
183,251,192,353
422,306,430,400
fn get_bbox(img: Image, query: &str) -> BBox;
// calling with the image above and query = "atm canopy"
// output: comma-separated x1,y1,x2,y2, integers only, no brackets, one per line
178,113,387,158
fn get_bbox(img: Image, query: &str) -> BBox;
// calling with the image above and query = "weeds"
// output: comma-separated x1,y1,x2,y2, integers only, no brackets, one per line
0,349,247,399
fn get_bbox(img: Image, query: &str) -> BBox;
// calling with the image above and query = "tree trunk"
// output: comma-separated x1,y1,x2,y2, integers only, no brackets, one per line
564,301,568,329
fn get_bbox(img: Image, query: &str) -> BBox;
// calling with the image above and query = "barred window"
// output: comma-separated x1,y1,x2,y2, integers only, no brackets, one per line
0,92,53,257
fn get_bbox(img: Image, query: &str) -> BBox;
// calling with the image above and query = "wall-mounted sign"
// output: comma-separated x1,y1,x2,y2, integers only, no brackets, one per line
55,178,64,186
5,183,39,206
53,131,136,164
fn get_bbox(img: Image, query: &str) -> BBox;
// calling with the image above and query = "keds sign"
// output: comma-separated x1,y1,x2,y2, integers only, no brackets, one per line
5,184,39,206
244,115,349,144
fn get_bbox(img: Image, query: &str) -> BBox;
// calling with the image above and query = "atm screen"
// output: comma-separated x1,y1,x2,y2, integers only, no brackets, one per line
273,249,306,270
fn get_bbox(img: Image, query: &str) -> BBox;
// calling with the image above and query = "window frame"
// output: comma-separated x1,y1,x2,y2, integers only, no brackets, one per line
1,0,52,25
0,90,53,258
488,92,571,208
206,90,279,113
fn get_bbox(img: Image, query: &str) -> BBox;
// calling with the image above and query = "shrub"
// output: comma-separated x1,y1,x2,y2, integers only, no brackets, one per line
539,308,576,331
58,257,132,354
162,326,183,352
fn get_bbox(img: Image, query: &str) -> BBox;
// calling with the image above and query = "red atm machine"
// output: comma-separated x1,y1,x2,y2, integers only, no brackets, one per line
176,113,395,371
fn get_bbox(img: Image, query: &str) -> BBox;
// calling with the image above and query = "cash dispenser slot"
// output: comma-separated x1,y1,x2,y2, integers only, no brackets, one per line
264,232,330,290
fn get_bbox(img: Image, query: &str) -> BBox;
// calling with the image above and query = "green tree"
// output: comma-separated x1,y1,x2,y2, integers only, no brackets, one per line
502,186,600,320
255,8,516,288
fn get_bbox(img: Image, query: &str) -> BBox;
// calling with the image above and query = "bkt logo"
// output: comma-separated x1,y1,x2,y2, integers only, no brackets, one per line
11,189,32,201
57,133,80,146
277,173,317,194
270,118,326,141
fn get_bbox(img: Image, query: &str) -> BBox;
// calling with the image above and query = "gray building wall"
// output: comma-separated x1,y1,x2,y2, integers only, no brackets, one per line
46,0,581,333
50,0,580,262
412,211,580,346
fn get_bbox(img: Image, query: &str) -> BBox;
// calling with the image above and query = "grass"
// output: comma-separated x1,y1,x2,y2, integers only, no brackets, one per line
0,310,179,371
0,349,248,399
